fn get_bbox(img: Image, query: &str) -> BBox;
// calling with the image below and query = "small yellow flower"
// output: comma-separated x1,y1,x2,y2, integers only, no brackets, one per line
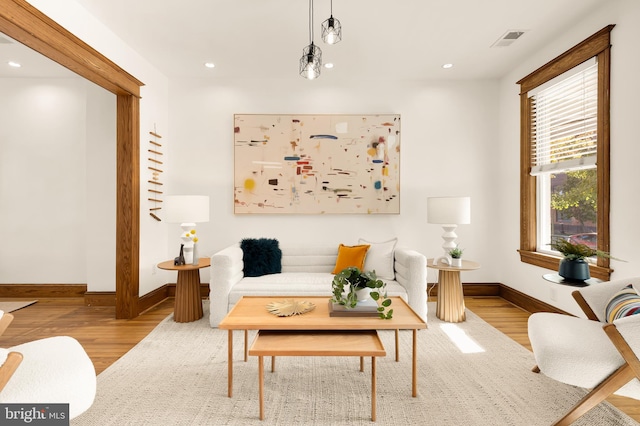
190,229,196,235
193,237,199,243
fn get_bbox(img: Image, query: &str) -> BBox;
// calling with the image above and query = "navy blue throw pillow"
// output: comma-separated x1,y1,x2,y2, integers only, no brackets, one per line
240,238,282,277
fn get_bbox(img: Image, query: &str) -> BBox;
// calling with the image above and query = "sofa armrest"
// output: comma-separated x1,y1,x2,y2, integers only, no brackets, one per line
209,244,244,327
394,247,427,322
574,277,640,322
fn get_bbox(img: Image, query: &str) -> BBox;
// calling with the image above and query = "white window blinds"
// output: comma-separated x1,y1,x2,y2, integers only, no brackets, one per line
529,59,598,175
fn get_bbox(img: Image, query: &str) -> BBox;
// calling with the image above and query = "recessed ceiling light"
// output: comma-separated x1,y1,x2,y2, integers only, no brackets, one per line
204,62,215,69
442,63,454,69
8,61,21,68
324,63,334,69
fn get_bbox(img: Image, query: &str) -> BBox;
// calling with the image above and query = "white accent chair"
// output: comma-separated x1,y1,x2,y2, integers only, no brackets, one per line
0,311,96,419
528,278,640,425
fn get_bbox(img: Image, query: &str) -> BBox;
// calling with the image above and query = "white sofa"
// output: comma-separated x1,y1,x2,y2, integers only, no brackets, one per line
209,243,427,327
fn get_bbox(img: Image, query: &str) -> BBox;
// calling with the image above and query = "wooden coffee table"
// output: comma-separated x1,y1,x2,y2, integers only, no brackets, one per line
218,296,427,398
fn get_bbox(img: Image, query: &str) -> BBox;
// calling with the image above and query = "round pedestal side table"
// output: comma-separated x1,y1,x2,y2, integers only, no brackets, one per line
157,257,210,322
427,259,481,323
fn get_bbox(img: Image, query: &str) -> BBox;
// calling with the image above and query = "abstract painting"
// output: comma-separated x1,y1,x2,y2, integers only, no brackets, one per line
234,114,400,214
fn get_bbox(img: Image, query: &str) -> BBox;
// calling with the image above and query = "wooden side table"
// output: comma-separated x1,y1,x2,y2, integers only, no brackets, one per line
427,258,480,323
157,257,210,322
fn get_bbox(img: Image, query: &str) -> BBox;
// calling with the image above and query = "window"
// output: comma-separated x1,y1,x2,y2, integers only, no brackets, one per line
517,25,614,280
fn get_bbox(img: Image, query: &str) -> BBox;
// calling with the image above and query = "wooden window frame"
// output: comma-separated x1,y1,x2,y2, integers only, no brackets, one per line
516,25,614,281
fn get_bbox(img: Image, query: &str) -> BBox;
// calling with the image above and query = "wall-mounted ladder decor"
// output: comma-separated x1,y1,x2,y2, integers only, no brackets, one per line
148,128,164,221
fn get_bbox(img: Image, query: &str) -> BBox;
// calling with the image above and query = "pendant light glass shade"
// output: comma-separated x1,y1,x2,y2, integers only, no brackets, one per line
300,0,321,80
299,42,322,80
321,15,342,44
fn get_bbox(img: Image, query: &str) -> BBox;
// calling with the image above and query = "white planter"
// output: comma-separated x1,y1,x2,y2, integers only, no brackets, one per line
451,258,462,267
355,287,372,302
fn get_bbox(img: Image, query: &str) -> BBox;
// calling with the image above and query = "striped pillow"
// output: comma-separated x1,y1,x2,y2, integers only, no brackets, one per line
605,284,640,323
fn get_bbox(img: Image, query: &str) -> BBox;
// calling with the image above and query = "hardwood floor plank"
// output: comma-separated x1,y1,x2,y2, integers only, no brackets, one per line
0,296,637,422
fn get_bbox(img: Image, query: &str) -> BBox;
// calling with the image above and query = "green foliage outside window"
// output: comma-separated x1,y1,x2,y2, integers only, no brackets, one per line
551,168,597,227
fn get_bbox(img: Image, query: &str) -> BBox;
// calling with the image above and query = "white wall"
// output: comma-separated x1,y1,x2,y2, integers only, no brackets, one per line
0,78,88,283
169,78,500,285
497,0,640,315
85,82,117,291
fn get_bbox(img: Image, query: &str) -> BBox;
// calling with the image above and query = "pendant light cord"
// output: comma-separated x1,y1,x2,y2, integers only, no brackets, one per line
309,0,314,44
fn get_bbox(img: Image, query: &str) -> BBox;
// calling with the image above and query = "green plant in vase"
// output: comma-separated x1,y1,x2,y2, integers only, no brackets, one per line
448,246,464,267
448,247,464,259
549,238,620,281
331,266,393,319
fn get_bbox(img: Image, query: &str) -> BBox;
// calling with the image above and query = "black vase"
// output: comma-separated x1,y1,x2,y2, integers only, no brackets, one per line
558,258,590,281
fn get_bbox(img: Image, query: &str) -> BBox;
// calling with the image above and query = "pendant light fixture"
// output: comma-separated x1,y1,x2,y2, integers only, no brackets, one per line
321,0,342,45
299,0,322,80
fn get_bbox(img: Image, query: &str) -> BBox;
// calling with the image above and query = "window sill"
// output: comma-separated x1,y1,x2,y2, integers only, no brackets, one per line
518,250,612,281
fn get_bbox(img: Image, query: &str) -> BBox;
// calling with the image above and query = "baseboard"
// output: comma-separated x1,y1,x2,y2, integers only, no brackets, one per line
428,282,568,315
0,284,87,297
498,285,569,315
85,283,209,312
1,282,565,316
138,286,171,313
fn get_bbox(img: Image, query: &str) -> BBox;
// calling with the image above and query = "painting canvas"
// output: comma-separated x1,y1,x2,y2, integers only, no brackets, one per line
234,114,400,214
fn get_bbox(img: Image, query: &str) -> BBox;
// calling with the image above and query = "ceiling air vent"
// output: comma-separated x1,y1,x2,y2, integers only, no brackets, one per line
491,30,526,48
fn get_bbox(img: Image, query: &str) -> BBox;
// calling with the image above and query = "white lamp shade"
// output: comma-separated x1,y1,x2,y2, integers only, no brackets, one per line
164,195,210,224
427,197,471,225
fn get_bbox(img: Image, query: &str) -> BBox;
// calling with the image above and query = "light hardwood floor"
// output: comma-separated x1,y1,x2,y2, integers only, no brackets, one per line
0,296,637,422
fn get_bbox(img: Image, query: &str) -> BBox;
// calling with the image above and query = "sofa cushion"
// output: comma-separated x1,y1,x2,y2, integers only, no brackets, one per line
332,244,370,274
359,238,397,280
605,284,640,323
240,238,282,277
227,272,409,306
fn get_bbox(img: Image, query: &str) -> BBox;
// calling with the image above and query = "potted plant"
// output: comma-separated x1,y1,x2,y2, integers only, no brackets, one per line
448,246,464,267
549,238,618,281
331,266,393,319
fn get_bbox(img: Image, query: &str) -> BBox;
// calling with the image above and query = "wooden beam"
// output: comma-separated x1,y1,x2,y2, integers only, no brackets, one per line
116,94,140,319
0,0,142,96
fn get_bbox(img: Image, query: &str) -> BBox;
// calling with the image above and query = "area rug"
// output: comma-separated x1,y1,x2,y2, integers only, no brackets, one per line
73,302,638,426
0,300,37,313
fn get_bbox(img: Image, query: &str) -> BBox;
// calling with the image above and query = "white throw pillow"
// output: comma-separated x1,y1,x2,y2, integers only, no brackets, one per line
358,238,397,280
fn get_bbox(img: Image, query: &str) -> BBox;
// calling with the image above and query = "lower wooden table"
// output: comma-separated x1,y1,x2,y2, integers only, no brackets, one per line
218,296,427,398
427,258,480,323
249,330,386,421
157,257,210,322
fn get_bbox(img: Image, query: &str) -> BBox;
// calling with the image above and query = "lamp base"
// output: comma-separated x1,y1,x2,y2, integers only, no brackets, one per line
440,224,458,258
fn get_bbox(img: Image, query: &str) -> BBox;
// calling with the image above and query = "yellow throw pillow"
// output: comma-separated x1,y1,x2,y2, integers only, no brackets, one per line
332,244,370,274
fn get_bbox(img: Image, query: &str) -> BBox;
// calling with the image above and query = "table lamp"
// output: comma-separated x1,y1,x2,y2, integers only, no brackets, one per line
165,195,210,265
427,196,471,262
